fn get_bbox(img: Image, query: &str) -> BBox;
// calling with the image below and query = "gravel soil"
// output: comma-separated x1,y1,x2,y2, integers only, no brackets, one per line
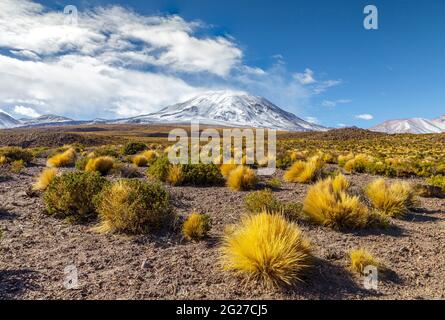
1,159,444,300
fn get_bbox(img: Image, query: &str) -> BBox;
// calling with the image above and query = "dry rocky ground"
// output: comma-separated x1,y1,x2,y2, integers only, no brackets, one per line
0,158,444,300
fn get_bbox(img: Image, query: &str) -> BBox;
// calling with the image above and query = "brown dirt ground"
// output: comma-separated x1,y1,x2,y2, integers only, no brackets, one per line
0,159,444,300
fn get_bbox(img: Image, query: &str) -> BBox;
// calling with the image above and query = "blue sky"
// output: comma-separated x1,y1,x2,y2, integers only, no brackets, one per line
1,0,444,127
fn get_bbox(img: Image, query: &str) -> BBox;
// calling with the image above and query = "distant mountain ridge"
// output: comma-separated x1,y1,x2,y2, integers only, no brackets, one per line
371,116,445,134
0,91,327,132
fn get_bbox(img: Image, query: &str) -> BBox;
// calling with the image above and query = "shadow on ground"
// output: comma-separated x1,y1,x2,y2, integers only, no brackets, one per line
0,269,42,299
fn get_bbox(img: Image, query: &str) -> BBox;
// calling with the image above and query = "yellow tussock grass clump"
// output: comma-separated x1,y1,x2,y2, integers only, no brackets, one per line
33,168,57,191
182,212,211,241
227,165,257,191
365,178,418,218
46,148,76,168
302,175,373,230
349,248,380,275
140,150,158,163
85,156,115,175
221,212,312,287
166,165,184,186
220,158,237,178
132,155,148,167
0,155,7,165
284,156,324,183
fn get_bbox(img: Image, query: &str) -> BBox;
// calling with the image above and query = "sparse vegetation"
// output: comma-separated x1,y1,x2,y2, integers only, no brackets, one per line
221,212,312,287
365,178,419,217
0,147,33,164
44,171,106,221
227,165,257,191
94,179,172,234
182,212,211,241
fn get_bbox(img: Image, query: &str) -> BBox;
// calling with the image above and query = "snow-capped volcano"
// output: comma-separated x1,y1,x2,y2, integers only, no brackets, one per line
371,116,445,134
114,90,327,131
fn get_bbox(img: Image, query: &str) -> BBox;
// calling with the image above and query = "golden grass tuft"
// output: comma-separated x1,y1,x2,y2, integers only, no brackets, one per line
85,156,115,175
140,150,158,163
227,165,257,191
166,165,184,186
46,148,76,168
349,248,380,275
182,212,211,241
302,175,374,230
0,155,7,165
220,158,237,178
284,156,324,183
33,168,57,191
132,155,148,167
221,212,312,287
365,178,419,217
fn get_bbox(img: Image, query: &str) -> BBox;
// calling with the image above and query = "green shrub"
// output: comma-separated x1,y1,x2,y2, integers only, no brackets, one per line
122,142,147,155
245,189,303,220
0,147,33,164
146,156,171,181
180,163,224,185
94,179,172,234
245,189,282,214
427,175,445,193
11,160,25,174
44,171,106,221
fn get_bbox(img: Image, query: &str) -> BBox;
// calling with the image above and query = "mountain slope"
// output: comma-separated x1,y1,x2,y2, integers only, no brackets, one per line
0,111,20,129
113,90,327,131
371,117,445,134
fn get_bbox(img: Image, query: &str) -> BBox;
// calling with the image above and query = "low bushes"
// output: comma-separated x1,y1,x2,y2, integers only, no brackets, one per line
44,171,106,221
227,165,257,191
221,212,312,287
146,156,171,182
284,156,324,183
0,147,33,164
182,212,211,241
180,163,224,186
94,179,172,234
427,175,445,193
344,154,374,174
47,148,76,168
122,142,147,155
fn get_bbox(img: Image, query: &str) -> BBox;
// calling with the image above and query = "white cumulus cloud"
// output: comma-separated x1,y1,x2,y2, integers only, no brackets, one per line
14,105,41,118
356,114,374,120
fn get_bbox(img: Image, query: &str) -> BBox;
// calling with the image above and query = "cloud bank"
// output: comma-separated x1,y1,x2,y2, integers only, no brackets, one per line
0,0,341,120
